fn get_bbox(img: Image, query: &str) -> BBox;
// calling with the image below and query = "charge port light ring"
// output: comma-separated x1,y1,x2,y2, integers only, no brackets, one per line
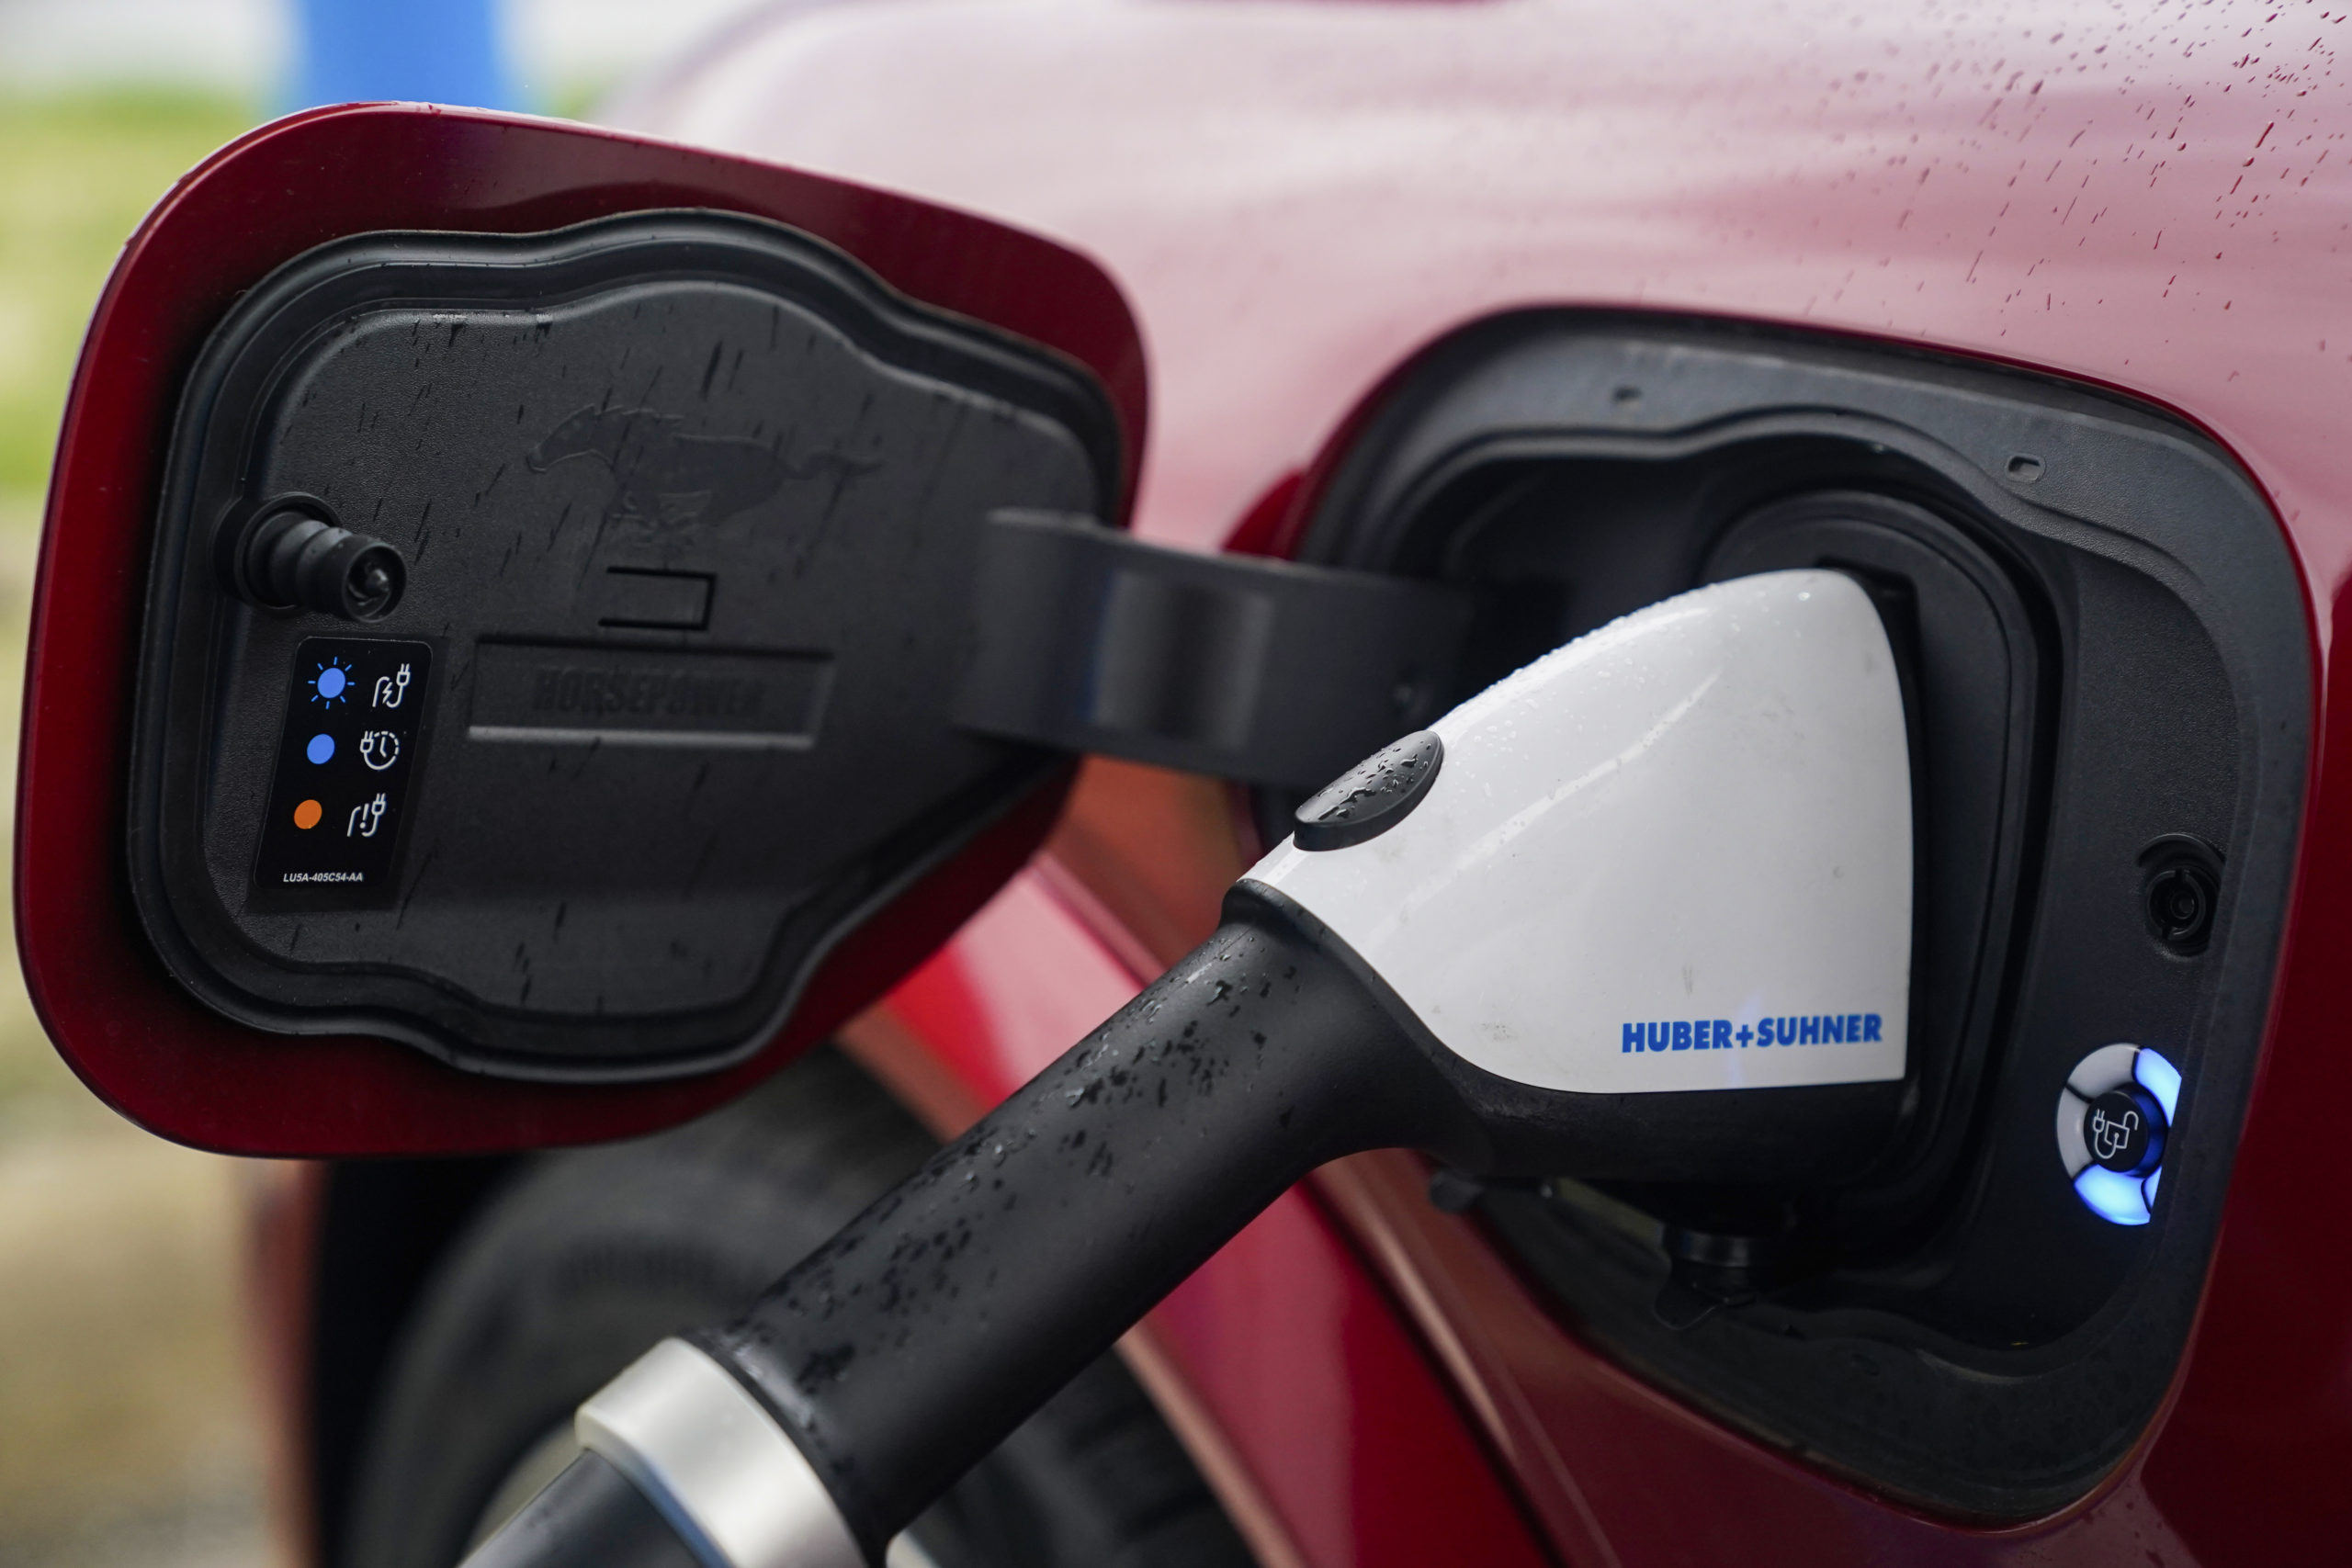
2054,1043,2181,1225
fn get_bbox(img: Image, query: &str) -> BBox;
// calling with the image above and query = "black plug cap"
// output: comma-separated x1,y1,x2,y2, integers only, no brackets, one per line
231,503,407,622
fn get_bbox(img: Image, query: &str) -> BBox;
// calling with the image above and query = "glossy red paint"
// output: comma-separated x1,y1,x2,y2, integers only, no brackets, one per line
243,1160,330,1568
17,104,1144,1156
2143,608,2352,1565
626,2,2352,1559
851,867,1554,1568
616,0,2352,585
1314,1153,2217,1566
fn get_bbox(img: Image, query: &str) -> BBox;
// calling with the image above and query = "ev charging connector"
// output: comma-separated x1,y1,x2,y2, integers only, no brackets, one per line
465,569,1916,1568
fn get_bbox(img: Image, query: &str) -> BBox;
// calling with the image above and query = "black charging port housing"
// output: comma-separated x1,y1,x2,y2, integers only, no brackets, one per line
1277,315,2307,1518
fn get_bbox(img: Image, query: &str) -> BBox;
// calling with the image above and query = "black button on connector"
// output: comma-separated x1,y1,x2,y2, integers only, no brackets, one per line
2085,1084,2166,1176
1295,730,1442,851
225,500,407,623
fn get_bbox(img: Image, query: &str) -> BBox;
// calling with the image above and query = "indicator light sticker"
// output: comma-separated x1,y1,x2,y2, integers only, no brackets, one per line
254,637,433,907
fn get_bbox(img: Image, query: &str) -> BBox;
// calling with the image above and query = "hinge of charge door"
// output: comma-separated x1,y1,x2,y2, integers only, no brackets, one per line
957,512,1475,790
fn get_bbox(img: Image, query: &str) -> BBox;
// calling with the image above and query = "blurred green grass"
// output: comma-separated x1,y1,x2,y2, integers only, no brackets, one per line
0,87,278,1567
0,86,251,1105
0,91,253,501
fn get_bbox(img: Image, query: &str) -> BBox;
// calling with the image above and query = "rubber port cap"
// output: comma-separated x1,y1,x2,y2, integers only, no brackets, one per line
1295,730,1442,851
235,504,407,622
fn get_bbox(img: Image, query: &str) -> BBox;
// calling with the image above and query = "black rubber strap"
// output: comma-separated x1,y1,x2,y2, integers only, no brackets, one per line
696,886,1479,1560
956,511,1475,790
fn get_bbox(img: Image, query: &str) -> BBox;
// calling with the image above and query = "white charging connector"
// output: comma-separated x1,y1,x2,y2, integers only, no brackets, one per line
1250,569,1911,1095
469,568,1920,1568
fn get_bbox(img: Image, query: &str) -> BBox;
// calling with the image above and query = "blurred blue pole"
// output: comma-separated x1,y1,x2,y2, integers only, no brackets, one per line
289,0,519,111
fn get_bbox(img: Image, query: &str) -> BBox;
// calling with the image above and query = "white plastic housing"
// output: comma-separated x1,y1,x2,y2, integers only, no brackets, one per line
1248,570,1912,1095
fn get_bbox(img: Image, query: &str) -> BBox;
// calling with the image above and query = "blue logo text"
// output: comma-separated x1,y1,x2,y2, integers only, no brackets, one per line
1620,1013,1884,1053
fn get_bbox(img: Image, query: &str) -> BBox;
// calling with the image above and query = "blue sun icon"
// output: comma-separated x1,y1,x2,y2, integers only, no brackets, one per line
308,658,355,706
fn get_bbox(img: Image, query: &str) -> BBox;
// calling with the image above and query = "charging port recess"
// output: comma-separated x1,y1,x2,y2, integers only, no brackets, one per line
1288,315,2306,1518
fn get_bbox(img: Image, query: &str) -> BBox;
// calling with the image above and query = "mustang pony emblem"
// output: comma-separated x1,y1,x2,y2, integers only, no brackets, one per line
527,405,875,527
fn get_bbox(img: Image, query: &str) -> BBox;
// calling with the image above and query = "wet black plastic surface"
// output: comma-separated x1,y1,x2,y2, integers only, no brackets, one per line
701,891,1472,1558
1293,730,1442,850
130,212,1116,1078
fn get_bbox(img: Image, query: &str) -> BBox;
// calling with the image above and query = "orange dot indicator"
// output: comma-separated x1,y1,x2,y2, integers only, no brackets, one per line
293,799,323,830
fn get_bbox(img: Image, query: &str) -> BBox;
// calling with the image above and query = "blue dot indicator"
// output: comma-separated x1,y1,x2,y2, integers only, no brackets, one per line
306,733,335,765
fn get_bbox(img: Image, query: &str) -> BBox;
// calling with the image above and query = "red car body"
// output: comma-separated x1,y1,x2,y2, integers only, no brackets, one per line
24,2,2352,1563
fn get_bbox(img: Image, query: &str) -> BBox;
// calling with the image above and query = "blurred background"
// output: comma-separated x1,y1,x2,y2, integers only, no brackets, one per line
0,5,771,1561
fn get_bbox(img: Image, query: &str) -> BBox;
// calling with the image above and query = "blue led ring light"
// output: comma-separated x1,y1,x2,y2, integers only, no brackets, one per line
2053,1043,2181,1225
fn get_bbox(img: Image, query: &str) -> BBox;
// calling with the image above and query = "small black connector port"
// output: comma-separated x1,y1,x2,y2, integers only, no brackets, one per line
2140,834,2223,957
218,495,407,623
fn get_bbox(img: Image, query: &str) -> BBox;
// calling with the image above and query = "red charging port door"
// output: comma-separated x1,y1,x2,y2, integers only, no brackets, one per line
19,104,1145,1155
